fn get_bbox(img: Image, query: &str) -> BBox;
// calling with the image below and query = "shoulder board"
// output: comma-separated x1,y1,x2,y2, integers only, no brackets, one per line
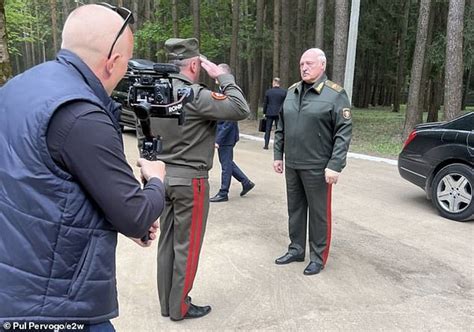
288,82,299,90
325,80,343,93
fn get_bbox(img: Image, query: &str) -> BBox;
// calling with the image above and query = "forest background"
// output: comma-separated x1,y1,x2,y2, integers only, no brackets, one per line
0,0,472,157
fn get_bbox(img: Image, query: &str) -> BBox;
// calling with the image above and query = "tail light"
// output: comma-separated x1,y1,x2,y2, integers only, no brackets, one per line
403,130,417,149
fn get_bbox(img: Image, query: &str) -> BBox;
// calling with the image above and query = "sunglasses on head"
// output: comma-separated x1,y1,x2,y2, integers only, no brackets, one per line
98,2,135,59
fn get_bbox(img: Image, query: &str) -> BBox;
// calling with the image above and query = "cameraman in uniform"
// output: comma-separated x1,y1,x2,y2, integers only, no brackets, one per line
139,38,250,321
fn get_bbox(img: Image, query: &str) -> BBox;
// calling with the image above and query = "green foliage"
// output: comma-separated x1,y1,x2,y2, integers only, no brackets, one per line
5,0,51,56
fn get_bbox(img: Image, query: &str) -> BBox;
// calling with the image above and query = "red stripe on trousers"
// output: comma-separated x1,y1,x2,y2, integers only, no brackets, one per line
189,179,205,289
181,179,199,316
322,184,332,266
180,178,202,316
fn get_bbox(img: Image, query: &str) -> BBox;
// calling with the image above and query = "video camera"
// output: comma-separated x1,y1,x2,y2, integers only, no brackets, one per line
125,59,194,160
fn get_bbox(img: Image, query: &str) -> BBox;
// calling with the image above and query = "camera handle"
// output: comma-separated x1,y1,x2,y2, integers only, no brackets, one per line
131,102,162,243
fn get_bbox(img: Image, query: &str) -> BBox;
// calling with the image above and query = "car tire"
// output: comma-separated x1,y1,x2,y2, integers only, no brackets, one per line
431,163,473,221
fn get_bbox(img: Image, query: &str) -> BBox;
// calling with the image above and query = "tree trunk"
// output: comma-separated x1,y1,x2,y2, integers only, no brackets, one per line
132,0,139,32
0,0,12,85
444,0,465,121
273,0,280,79
315,0,325,49
462,68,470,110
280,0,290,87
49,0,59,54
393,0,410,112
62,0,69,26
402,0,431,140
192,0,200,41
418,0,435,115
171,0,179,37
143,0,152,60
230,0,240,78
427,72,443,122
249,0,265,120
332,0,349,86
296,0,305,58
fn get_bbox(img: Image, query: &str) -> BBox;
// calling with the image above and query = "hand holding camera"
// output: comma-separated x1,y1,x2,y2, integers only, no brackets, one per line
137,158,166,183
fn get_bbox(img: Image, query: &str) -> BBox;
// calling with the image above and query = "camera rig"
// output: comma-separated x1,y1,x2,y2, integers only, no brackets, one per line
125,59,194,161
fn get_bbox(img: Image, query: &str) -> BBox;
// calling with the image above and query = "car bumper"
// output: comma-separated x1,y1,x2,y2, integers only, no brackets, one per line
398,154,430,190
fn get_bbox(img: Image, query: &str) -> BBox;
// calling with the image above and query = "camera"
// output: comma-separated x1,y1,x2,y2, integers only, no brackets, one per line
124,59,194,161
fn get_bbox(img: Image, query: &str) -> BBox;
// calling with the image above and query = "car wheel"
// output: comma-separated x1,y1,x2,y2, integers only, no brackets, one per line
431,163,473,221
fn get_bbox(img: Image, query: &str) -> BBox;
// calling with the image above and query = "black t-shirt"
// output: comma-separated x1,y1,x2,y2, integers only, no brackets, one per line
46,101,164,238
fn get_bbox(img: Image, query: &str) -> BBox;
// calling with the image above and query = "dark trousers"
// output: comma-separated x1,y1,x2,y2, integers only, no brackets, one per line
157,176,209,320
285,167,333,265
217,145,250,196
264,116,279,148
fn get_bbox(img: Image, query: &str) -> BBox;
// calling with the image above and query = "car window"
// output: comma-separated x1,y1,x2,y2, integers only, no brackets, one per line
444,112,474,131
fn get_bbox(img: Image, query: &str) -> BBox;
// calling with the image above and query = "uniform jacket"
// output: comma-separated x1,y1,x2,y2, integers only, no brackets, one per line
274,74,352,172
147,73,250,177
0,50,123,323
263,87,287,117
216,121,239,146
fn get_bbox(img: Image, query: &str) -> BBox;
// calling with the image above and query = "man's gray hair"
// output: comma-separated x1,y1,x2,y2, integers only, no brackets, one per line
169,58,192,68
309,48,327,68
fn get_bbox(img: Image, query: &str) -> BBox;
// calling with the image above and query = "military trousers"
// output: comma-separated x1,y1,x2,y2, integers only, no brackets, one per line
157,176,209,320
285,167,333,266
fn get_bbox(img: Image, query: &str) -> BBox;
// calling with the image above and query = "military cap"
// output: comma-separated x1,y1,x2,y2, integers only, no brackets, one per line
165,38,200,60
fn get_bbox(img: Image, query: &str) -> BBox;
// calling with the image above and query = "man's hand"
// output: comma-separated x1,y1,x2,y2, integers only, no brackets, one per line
137,158,166,183
130,220,159,247
273,160,284,174
325,168,340,184
200,57,226,80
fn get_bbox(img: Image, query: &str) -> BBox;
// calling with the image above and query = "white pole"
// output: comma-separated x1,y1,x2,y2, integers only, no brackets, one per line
344,0,360,105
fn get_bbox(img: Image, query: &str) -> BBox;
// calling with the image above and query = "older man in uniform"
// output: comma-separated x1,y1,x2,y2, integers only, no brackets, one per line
273,48,352,276
142,38,250,321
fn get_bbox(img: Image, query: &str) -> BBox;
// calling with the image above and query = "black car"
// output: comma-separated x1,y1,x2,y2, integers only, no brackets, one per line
112,59,156,130
398,112,473,221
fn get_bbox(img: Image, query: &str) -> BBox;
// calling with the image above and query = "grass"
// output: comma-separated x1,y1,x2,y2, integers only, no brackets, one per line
350,107,405,159
254,105,473,160
351,106,474,159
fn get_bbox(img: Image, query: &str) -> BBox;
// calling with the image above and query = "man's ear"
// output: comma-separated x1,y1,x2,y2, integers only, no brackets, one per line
190,59,199,74
105,53,121,77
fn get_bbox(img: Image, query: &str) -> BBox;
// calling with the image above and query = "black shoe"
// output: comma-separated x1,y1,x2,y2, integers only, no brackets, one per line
209,193,228,202
275,252,304,265
303,261,324,275
170,303,212,321
263,146,269,150
240,181,255,196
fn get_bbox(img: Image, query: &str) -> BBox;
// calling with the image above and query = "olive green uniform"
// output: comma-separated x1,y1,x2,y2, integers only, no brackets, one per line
274,74,352,267
139,72,249,320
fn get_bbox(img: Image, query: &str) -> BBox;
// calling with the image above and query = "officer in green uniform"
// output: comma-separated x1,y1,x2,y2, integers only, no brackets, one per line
140,38,250,321
273,48,352,276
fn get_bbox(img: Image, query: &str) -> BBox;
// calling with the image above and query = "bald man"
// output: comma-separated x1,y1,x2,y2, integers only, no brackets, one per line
0,4,165,331
273,48,352,276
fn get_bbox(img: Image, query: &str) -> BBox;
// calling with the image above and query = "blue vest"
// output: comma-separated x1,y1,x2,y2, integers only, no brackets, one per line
0,50,122,323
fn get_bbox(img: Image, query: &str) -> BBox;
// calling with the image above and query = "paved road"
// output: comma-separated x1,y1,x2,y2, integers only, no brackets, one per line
113,131,473,331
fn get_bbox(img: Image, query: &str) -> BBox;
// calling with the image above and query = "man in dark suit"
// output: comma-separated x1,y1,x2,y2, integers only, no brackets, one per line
210,64,255,203
263,77,287,149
